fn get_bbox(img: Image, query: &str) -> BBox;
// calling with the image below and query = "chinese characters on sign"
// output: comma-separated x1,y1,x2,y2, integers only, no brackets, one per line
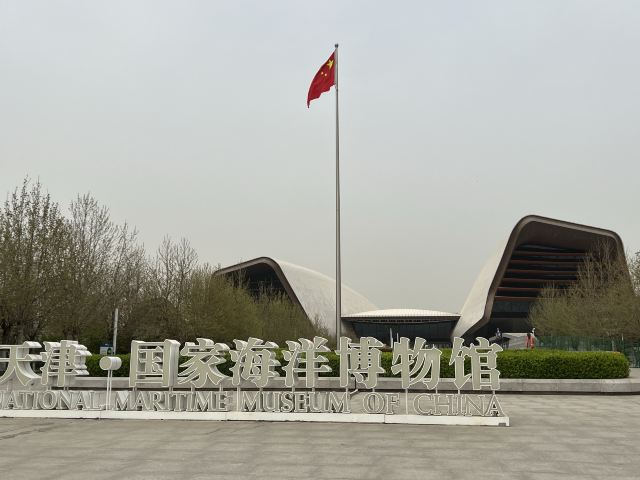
0,336,506,420
179,338,229,388
391,337,441,390
0,341,42,386
283,337,331,388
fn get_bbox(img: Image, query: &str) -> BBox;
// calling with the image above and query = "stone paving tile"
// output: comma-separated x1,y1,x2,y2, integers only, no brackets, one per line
1,395,640,479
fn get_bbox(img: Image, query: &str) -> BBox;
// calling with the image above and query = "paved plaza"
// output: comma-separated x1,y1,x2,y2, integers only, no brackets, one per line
0,394,639,480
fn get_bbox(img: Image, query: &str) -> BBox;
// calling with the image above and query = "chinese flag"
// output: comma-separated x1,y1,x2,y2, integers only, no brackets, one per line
307,52,335,107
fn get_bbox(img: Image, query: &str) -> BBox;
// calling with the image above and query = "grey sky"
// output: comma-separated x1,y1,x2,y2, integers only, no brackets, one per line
1,1,639,313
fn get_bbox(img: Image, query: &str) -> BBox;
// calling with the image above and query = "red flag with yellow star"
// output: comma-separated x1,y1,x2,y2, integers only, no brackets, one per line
307,52,335,107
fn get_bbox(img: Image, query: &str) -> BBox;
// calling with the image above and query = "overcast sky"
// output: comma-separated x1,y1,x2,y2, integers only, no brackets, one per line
1,1,639,313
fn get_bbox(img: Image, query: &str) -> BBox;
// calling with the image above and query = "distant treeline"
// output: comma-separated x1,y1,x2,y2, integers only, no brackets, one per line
531,243,640,342
0,178,320,352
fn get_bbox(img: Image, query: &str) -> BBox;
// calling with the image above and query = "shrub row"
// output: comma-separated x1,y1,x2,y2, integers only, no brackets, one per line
496,349,629,379
86,348,629,379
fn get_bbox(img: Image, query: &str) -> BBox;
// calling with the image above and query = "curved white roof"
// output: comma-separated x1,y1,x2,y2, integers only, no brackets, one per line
276,259,377,333
216,257,377,337
343,309,459,319
452,215,625,339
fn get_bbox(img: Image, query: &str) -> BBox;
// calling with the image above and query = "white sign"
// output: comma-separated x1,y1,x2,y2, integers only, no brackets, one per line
0,336,508,426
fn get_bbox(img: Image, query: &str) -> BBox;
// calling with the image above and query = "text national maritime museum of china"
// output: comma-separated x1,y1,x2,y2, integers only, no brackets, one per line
0,335,508,426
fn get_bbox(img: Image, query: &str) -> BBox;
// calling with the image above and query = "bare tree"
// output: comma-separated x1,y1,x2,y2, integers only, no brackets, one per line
0,179,67,342
531,246,640,342
143,236,198,341
55,194,117,338
0,179,328,350
48,194,147,342
101,222,146,342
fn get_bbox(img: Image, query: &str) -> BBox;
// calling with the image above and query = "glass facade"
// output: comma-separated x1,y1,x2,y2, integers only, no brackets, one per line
350,320,457,347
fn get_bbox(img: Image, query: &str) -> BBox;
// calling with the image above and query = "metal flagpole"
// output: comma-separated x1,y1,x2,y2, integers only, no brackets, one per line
112,307,118,354
334,43,342,345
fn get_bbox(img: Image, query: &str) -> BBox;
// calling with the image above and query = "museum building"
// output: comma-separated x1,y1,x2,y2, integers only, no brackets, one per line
216,215,624,345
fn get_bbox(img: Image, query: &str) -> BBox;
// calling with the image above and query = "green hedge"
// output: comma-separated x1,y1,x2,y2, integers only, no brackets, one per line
86,348,629,379
86,354,131,377
496,349,629,379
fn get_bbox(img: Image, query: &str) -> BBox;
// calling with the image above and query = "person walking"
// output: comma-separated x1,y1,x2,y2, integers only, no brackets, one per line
526,332,536,349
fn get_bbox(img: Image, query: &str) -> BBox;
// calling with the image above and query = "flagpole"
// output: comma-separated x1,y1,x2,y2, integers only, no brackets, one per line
334,43,342,345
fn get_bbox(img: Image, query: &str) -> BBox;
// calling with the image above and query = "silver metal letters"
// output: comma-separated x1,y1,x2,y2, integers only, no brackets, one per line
336,336,385,388
391,337,441,390
129,340,180,388
0,341,42,386
41,340,91,387
230,337,280,388
450,337,503,390
0,336,507,421
179,338,229,387
283,336,331,388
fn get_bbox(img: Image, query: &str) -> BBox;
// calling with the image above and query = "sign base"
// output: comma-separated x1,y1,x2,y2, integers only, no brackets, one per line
0,409,509,426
